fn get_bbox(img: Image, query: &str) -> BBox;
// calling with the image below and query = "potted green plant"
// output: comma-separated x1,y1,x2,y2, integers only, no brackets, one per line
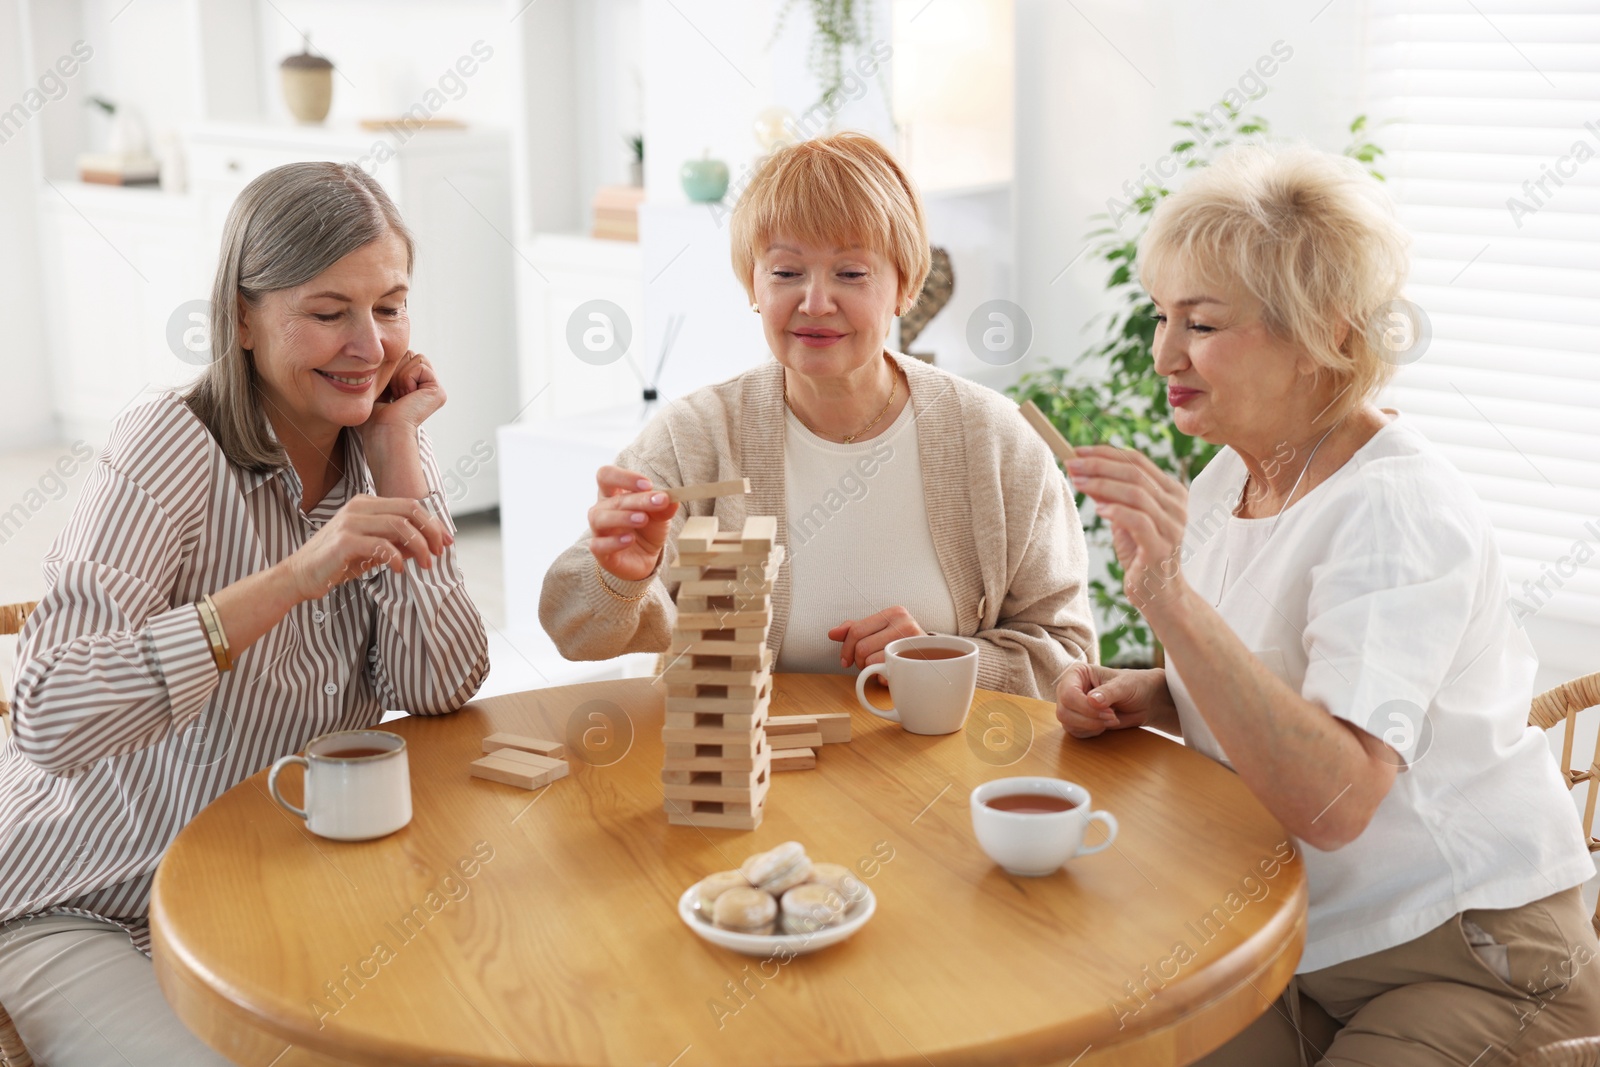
626,133,644,187
1009,109,1384,666
772,0,877,113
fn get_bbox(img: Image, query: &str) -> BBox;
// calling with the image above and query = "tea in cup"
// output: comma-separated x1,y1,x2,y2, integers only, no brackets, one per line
855,636,979,735
268,729,411,841
970,776,1117,876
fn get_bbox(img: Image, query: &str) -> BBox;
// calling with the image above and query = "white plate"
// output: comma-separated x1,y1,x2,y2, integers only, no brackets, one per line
676,883,876,956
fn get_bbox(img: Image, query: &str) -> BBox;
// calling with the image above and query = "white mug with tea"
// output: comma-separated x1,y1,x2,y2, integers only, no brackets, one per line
855,635,980,735
268,729,412,841
970,776,1118,876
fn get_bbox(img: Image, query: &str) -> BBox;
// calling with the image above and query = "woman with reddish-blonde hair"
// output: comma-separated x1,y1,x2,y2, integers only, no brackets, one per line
541,131,1094,697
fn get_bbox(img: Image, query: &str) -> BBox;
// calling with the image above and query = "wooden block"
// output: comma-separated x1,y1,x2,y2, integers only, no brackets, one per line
470,751,569,790
673,609,772,629
662,767,771,803
664,707,767,730
664,694,767,715
664,732,766,757
676,574,777,597
482,733,566,760
769,730,823,751
665,683,762,700
771,748,816,772
661,658,769,686
483,748,568,774
678,516,719,553
811,712,852,744
664,735,766,770
666,805,764,830
1019,400,1078,462
667,636,766,657
675,595,770,614
766,715,816,734
666,625,770,648
664,692,766,713
661,667,765,687
662,754,770,787
741,515,777,552
666,561,776,584
662,752,767,773
663,478,751,503
673,547,773,567
661,718,770,745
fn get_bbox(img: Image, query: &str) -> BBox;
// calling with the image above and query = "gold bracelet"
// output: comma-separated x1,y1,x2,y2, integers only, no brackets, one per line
198,594,234,672
593,556,651,604
196,598,227,672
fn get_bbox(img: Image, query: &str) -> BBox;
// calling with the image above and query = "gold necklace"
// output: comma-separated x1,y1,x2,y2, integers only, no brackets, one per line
785,368,898,443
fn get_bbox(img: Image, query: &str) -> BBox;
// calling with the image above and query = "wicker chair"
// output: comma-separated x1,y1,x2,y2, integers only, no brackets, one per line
0,1002,30,1067
1514,1037,1600,1067
1529,670,1600,936
0,601,36,1067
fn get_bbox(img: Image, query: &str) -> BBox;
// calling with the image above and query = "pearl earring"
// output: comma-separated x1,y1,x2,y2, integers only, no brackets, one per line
751,303,759,313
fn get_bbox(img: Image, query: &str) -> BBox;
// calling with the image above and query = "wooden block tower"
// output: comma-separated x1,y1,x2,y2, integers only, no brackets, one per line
661,513,784,830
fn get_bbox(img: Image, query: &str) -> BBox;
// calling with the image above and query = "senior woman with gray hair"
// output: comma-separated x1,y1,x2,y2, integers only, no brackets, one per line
0,162,488,1064
1058,145,1599,1064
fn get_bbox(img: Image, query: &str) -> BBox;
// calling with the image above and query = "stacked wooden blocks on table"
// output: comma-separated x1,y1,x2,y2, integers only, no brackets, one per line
471,733,569,789
766,711,852,771
662,514,783,830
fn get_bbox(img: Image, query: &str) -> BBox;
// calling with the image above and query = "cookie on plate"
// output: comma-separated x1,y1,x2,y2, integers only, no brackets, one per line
693,870,752,911
712,886,778,935
780,883,847,935
741,841,812,895
806,862,867,907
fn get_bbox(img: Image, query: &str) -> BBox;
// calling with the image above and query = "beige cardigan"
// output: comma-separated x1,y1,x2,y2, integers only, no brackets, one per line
538,354,1096,697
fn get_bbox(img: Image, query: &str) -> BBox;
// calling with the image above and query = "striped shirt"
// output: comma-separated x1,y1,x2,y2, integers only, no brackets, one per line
0,394,489,953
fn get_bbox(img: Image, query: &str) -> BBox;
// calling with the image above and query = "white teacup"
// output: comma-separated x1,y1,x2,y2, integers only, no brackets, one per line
268,729,411,841
970,776,1118,876
855,636,980,735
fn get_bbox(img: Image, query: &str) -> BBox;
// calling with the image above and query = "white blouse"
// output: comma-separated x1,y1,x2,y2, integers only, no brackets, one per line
1168,417,1594,972
776,402,959,674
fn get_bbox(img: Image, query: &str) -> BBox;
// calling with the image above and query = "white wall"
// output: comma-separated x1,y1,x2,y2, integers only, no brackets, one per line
1014,0,1368,390
0,0,63,449
640,0,894,206
635,0,896,401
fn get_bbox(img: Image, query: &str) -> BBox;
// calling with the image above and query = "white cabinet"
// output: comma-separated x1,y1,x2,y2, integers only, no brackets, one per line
513,233,644,423
183,122,518,512
496,409,658,685
36,183,208,444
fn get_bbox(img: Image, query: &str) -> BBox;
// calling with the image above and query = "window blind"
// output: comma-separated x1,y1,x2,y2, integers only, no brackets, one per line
1366,0,1600,675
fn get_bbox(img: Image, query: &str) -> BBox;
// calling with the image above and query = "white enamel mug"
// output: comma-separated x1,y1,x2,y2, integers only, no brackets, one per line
970,776,1118,877
268,729,411,841
855,636,979,735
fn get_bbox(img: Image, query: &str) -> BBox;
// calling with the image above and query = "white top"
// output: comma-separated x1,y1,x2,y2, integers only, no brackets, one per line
1168,417,1594,972
776,401,959,674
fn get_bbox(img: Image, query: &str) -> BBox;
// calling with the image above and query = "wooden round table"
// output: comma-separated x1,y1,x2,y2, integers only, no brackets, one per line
151,674,1306,1067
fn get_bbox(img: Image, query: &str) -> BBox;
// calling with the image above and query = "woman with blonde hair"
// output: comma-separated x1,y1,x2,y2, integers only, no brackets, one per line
1058,144,1599,1063
0,162,488,1065
542,131,1094,696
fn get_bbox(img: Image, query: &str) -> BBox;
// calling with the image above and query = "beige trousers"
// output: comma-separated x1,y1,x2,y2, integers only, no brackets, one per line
1196,885,1600,1067
0,912,232,1067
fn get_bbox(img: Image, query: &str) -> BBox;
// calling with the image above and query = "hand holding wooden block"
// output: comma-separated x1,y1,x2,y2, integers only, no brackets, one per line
664,478,751,503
